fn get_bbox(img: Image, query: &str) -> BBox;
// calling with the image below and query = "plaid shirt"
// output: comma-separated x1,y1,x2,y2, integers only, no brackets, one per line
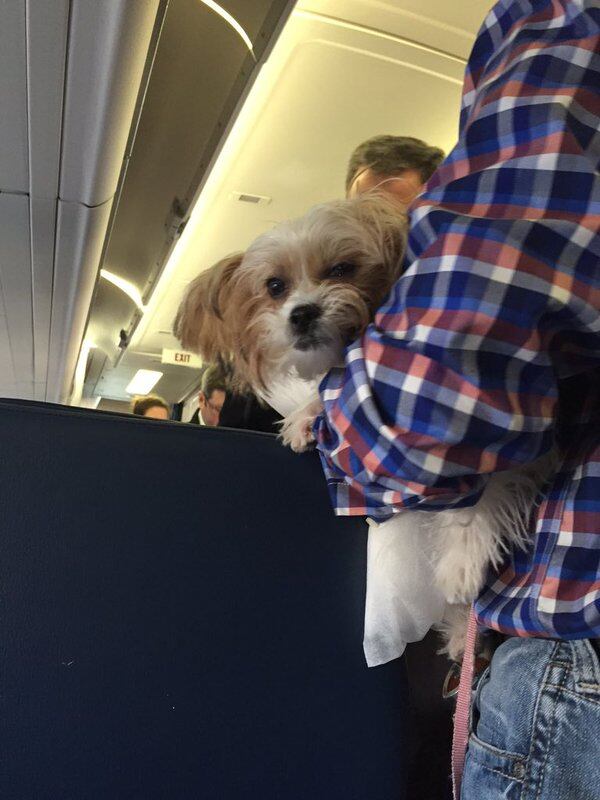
314,0,600,639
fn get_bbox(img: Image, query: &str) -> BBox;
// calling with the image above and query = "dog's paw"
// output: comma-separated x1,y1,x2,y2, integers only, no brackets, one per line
281,415,316,453
439,628,467,663
280,398,323,453
435,604,470,662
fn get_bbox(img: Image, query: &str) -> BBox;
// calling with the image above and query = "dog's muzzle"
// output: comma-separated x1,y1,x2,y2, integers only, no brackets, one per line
289,304,323,349
289,303,321,332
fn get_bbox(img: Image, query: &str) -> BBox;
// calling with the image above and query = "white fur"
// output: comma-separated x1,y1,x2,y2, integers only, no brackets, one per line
279,397,322,451
429,456,555,606
178,195,557,660
244,200,556,659
284,388,556,658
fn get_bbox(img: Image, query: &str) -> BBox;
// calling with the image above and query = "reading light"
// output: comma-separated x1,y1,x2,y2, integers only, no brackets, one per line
198,0,254,55
125,369,163,395
100,269,147,313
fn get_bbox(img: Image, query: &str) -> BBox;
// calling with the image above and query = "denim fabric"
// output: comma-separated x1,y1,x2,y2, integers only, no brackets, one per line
461,637,600,799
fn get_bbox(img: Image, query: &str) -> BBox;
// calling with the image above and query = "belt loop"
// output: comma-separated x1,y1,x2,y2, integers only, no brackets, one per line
574,640,600,687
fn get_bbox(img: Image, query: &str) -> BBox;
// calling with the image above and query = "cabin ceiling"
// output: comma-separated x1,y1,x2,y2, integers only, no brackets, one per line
0,0,162,403
0,0,292,404
0,0,486,408
87,0,484,406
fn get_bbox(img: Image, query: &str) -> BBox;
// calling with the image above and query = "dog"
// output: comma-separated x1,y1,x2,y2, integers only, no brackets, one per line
174,193,554,659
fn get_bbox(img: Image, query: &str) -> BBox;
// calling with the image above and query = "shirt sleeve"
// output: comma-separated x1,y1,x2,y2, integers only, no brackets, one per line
314,0,600,519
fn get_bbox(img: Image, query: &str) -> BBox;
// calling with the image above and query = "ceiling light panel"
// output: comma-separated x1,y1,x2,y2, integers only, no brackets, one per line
125,368,163,395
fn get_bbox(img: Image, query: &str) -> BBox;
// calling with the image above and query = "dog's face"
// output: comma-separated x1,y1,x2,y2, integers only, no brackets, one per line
174,194,407,389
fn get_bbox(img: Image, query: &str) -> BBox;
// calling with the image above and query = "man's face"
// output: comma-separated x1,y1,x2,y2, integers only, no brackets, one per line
347,166,423,206
198,389,225,426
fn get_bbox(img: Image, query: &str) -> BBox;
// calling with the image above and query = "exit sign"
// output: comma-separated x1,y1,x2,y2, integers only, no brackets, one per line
161,348,202,368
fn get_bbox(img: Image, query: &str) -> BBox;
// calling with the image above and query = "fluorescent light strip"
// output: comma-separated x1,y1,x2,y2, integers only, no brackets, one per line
100,269,147,313
125,369,163,395
293,9,467,65
198,0,254,54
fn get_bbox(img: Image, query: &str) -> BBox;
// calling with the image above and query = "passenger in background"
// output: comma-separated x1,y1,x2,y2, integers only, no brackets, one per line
189,364,227,426
131,395,171,420
345,134,444,203
189,362,282,433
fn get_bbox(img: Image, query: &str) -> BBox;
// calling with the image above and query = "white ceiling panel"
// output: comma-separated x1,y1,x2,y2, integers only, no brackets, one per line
0,194,33,394
87,351,200,405
0,0,29,192
0,0,166,404
30,197,58,386
59,0,160,206
298,0,486,59
0,383,22,400
26,0,69,199
0,312,16,389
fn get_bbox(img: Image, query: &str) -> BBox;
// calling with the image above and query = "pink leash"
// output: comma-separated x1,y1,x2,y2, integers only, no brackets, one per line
451,606,478,799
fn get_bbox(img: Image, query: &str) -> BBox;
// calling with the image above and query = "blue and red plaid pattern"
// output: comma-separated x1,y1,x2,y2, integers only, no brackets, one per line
314,0,600,639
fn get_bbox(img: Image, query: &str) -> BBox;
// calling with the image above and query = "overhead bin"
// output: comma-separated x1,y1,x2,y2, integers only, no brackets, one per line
46,199,113,403
26,0,70,200
82,0,294,400
0,0,28,194
0,0,162,403
45,0,161,402
0,195,33,397
59,0,161,208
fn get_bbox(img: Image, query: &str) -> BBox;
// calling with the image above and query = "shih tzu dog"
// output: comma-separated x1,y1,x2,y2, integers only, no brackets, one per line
174,194,553,659
174,194,406,442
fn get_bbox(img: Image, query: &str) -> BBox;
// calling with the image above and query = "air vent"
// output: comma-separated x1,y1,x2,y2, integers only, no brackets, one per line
232,191,271,206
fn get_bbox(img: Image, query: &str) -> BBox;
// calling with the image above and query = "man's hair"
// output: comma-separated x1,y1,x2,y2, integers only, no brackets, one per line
345,135,445,192
131,395,170,416
200,363,228,399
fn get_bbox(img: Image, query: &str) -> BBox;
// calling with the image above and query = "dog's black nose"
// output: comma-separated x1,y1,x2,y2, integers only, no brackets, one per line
289,303,321,334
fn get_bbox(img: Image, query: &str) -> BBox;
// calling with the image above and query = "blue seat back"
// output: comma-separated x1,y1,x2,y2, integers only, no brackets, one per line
0,400,409,799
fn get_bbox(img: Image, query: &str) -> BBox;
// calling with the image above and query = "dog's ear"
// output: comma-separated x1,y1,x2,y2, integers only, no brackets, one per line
173,252,244,362
353,193,408,282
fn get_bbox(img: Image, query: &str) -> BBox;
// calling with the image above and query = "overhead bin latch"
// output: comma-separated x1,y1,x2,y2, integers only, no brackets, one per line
165,197,189,239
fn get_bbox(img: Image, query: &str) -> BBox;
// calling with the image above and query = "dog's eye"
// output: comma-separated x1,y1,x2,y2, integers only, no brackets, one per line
328,262,355,279
266,277,286,298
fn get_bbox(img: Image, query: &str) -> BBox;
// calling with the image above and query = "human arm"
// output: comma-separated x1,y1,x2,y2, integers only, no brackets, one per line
314,0,600,518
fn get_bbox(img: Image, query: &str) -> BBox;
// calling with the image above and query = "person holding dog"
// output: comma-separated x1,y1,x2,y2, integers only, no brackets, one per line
314,2,600,798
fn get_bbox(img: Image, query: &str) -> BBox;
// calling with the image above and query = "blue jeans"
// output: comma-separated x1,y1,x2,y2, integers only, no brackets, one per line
461,636,600,799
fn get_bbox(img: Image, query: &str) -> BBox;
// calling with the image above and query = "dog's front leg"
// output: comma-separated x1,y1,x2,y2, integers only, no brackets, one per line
280,395,323,453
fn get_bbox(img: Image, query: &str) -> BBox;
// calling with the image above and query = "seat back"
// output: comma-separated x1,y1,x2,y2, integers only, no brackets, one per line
0,400,408,799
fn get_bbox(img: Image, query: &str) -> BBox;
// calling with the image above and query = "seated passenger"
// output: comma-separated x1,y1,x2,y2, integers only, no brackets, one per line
189,361,282,433
131,394,170,420
189,364,227,426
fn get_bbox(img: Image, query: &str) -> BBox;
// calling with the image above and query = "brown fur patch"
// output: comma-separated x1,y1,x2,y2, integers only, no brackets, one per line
173,195,408,391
